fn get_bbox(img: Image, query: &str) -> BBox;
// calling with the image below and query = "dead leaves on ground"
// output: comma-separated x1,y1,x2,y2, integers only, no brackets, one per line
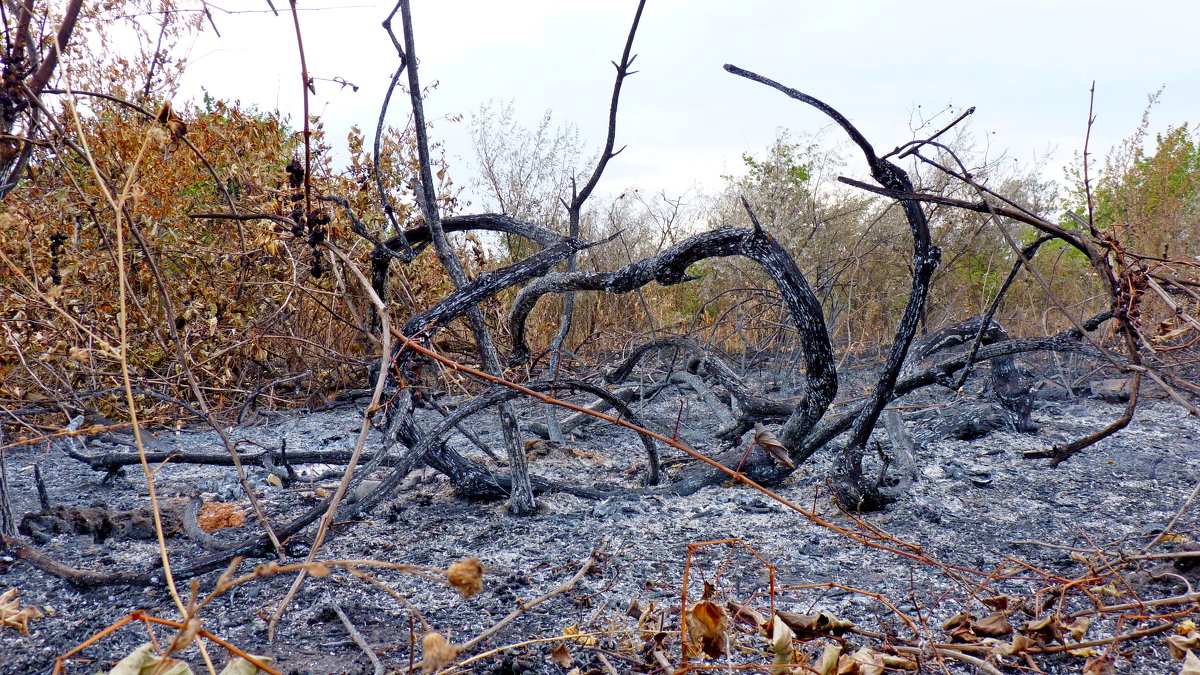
685,600,729,658
105,643,274,675
1171,620,1200,675
0,588,47,636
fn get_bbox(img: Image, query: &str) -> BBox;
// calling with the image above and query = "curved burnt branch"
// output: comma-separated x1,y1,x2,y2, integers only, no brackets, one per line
725,65,940,510
397,213,567,253
507,225,836,456
400,236,593,338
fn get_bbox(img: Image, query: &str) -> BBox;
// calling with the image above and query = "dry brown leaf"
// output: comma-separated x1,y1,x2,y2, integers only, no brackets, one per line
1182,650,1200,675
1082,653,1115,675
447,557,484,598
1069,647,1100,657
1024,614,1066,645
0,588,45,636
840,647,886,675
879,653,918,670
768,614,794,675
981,596,1011,611
421,632,459,674
685,600,729,659
1169,633,1200,659
1180,620,1199,635
197,502,246,532
815,643,842,675
997,633,1037,656
754,422,795,468
777,610,854,638
626,598,643,619
1067,616,1091,642
970,611,1013,637
550,642,572,668
941,610,972,632
727,599,766,629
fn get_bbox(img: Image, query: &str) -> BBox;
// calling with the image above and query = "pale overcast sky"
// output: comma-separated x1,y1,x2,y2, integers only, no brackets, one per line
180,1,1199,203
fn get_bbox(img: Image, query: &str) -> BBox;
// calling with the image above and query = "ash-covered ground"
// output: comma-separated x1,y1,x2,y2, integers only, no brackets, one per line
2,359,1199,674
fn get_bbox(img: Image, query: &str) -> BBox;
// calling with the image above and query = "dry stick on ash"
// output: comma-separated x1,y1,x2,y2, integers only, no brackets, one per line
388,0,536,516
267,240,393,639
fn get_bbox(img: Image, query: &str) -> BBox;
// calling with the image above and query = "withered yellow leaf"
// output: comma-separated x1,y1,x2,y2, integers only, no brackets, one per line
563,624,598,647
685,600,729,659
768,614,794,675
814,643,841,675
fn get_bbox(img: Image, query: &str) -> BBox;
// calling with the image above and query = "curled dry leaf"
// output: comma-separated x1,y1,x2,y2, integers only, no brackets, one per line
564,624,598,647
626,597,643,620
107,642,191,675
839,647,887,675
550,642,572,668
879,653,918,671
814,643,842,675
776,610,854,639
1181,620,1199,635
1066,616,1091,642
1024,614,1066,645
941,610,972,632
1183,650,1200,675
753,422,795,468
685,600,729,659
218,654,275,675
997,633,1037,656
768,614,795,675
1168,633,1200,660
447,557,484,598
0,588,45,636
728,599,766,629
981,595,1011,611
970,611,1013,637
1082,653,1115,675
421,632,459,674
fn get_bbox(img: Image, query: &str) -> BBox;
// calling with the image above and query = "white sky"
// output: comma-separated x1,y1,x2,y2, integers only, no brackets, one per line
180,1,1199,204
